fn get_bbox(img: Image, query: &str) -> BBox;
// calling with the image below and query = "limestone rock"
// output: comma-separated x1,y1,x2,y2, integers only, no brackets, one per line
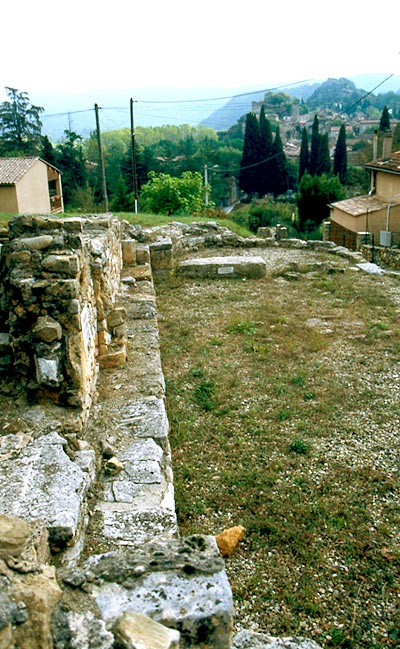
0,516,30,559
32,316,62,343
232,630,323,649
0,432,94,547
11,565,62,649
113,611,180,649
87,535,233,648
216,525,246,557
52,606,114,649
177,256,267,279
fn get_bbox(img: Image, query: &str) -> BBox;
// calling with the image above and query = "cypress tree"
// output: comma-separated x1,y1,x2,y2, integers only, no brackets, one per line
270,126,288,197
333,123,347,184
393,122,400,151
379,105,391,132
299,127,309,181
259,105,273,196
315,133,331,176
239,112,262,196
309,114,320,176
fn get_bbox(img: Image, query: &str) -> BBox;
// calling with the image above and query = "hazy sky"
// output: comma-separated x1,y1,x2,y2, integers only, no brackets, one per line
1,0,399,104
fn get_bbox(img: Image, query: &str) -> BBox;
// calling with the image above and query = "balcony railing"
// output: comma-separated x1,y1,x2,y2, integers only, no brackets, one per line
50,194,63,213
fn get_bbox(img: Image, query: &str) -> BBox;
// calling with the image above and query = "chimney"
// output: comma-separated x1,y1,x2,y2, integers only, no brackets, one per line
382,131,393,160
372,130,378,161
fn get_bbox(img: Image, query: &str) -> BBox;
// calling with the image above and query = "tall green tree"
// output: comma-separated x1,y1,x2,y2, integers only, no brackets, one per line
309,114,320,176
55,130,87,206
297,172,344,231
315,133,331,176
238,112,262,196
299,126,309,180
392,121,400,151
40,135,56,166
379,105,391,132
0,87,44,155
270,126,288,197
333,123,347,184
259,105,273,195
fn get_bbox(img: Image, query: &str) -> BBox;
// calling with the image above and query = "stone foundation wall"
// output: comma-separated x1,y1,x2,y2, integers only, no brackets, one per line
0,214,126,416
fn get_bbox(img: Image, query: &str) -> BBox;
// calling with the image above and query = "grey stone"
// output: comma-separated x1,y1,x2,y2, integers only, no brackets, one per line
87,536,233,649
33,316,62,343
42,254,80,277
113,611,180,649
0,432,94,546
17,235,53,250
35,357,62,386
117,397,169,440
177,256,266,279
53,606,114,649
232,630,323,649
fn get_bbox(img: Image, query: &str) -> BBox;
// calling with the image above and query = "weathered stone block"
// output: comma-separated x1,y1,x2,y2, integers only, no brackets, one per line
121,239,137,267
0,432,94,546
177,256,266,279
135,244,151,264
113,612,180,649
87,536,233,649
32,316,62,343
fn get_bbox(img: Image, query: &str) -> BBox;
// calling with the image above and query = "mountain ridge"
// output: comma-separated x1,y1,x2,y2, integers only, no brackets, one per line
37,74,400,140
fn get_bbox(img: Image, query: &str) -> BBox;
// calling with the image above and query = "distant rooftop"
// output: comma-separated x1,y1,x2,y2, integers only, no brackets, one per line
0,157,42,185
330,195,388,216
365,150,400,174
0,157,60,185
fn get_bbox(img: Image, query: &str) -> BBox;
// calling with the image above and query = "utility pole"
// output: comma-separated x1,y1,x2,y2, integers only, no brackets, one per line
204,164,208,206
94,103,109,213
130,98,139,213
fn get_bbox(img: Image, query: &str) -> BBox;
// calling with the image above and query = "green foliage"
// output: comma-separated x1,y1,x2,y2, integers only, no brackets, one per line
299,127,309,180
333,123,347,184
139,171,207,215
239,112,262,196
54,130,87,206
309,114,320,176
0,87,44,155
315,133,330,176
297,172,344,231
379,105,391,132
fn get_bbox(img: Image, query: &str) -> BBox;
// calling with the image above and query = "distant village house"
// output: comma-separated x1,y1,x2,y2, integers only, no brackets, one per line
0,157,63,214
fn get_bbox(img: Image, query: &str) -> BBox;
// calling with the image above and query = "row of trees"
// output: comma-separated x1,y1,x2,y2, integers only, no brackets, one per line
0,86,398,236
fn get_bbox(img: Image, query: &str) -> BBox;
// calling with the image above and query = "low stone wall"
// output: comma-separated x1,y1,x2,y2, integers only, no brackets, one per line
360,243,400,269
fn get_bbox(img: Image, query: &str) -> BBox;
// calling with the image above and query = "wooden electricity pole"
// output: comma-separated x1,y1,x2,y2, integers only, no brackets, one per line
94,103,109,213
130,98,139,213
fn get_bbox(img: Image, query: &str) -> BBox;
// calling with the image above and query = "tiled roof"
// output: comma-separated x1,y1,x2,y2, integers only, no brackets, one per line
330,194,388,216
0,157,40,185
365,150,400,174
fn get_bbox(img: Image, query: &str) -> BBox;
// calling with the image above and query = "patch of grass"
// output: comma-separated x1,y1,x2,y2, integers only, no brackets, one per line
156,258,400,647
288,439,310,455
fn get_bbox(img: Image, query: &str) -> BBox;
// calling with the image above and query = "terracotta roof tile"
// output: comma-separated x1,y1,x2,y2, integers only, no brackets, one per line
330,195,387,216
365,150,400,174
0,157,40,185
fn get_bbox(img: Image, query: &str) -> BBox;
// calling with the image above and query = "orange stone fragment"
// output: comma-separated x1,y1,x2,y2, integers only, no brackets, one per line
215,525,245,557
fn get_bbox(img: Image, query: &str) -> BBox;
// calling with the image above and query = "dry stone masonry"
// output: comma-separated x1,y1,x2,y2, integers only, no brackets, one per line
0,215,328,649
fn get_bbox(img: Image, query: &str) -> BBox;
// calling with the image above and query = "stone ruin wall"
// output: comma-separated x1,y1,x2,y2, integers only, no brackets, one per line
0,214,127,417
0,214,351,649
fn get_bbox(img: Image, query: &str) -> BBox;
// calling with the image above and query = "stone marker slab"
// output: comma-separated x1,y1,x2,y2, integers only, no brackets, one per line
177,255,266,279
